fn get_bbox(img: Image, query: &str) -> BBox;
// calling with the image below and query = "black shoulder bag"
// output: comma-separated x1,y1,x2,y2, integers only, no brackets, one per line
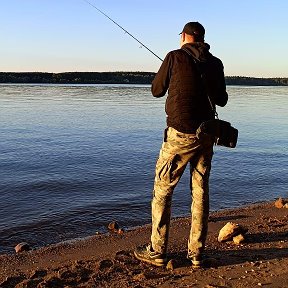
183,48,238,148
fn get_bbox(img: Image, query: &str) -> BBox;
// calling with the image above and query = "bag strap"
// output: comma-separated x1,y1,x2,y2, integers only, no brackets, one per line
182,47,219,119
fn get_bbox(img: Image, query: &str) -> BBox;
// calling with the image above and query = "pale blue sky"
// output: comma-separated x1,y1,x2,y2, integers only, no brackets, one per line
1,0,287,77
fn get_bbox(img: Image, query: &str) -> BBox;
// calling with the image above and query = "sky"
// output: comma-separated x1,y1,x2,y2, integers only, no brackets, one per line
1,0,287,77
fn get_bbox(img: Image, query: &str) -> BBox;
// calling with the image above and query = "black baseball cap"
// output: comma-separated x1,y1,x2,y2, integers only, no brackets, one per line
180,22,205,38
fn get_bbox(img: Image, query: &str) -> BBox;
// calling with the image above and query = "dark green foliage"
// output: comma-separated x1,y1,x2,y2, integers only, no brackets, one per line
225,76,288,86
0,72,155,84
0,72,287,86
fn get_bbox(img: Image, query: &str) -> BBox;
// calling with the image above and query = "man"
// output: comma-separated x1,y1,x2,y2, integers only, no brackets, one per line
134,21,228,268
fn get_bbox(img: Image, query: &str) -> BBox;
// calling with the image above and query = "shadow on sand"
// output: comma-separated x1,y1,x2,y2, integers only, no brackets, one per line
168,231,288,268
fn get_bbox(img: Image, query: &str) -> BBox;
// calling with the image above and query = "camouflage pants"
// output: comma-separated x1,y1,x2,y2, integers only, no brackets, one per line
151,127,214,257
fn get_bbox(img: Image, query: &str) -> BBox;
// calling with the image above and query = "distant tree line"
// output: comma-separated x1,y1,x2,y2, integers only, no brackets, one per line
0,72,287,86
225,76,288,86
0,72,155,84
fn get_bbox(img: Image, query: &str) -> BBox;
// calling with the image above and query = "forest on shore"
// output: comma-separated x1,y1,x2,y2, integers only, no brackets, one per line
0,72,288,86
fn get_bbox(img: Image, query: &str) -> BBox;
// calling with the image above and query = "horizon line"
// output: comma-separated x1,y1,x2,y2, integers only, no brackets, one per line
0,71,287,79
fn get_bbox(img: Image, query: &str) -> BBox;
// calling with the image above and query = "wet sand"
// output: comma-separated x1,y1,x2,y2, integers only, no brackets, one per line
0,201,287,288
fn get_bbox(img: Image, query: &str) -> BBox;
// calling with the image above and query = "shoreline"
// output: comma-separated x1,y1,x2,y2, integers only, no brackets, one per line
1,200,287,287
0,200,270,256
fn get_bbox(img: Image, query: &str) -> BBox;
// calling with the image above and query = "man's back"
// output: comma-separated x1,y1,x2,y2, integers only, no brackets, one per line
151,42,228,133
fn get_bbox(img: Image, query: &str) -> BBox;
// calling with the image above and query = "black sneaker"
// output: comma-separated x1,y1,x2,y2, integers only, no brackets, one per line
134,244,167,267
187,255,203,268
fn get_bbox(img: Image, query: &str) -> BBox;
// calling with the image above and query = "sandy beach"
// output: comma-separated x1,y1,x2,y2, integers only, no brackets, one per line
0,201,287,288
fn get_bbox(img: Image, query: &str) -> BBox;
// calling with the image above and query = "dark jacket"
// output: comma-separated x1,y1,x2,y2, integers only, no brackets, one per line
151,42,228,133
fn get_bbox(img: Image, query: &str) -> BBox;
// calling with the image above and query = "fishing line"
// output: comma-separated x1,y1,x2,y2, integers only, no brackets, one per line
82,0,163,61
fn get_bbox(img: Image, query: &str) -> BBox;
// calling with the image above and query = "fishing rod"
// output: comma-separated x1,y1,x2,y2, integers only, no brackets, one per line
82,0,163,62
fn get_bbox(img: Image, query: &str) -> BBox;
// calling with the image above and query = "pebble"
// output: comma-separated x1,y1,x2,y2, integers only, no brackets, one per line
274,197,285,208
14,242,30,253
107,221,125,234
233,234,245,244
108,221,119,231
117,228,125,234
166,259,175,270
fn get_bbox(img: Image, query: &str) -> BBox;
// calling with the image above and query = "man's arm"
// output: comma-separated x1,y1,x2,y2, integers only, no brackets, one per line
151,53,172,97
206,57,228,107
214,67,228,107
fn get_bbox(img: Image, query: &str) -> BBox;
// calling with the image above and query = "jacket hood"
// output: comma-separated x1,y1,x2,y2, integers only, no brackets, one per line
182,42,211,62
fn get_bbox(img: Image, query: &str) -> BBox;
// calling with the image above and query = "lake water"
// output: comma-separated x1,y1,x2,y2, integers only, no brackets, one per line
0,84,287,254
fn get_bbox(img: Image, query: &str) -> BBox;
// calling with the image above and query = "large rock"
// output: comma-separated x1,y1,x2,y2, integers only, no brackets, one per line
218,222,247,242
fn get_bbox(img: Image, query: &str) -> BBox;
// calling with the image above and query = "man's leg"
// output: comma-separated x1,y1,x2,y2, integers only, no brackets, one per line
151,133,187,254
188,143,213,266
135,127,198,265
